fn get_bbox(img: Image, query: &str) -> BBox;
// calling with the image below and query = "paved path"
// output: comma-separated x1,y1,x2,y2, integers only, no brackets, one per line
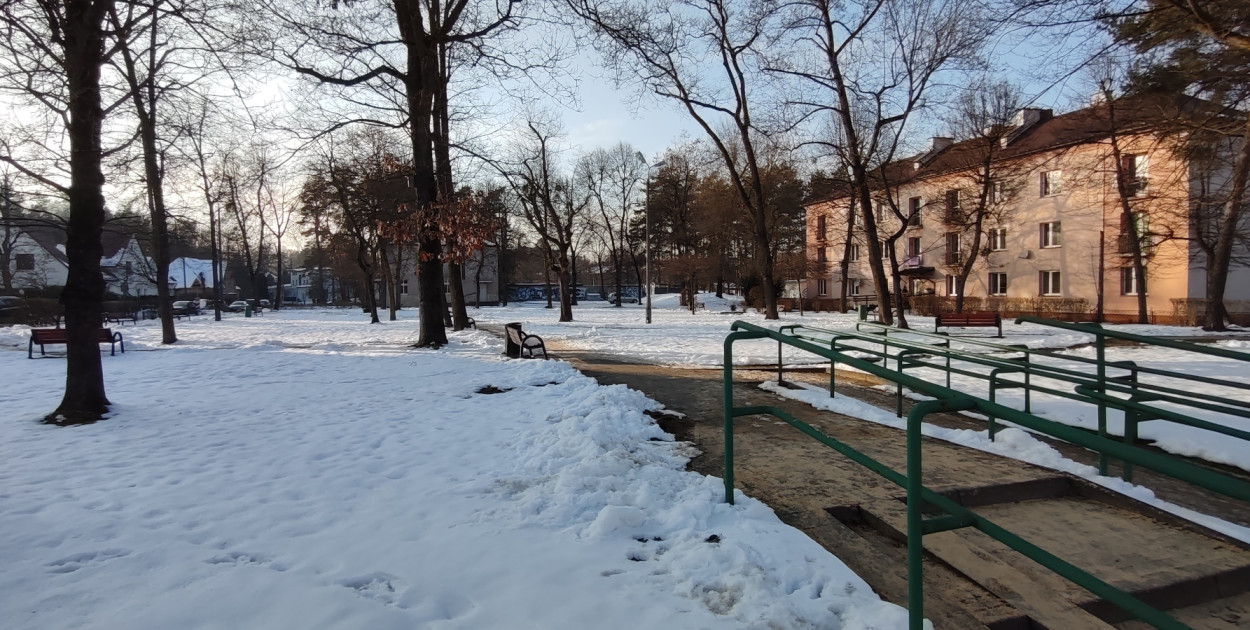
534,338,1250,629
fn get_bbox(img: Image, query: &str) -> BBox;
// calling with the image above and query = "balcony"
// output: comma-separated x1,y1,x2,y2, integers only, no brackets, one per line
903,254,924,268
943,209,963,225
1117,233,1154,256
945,250,963,266
1126,178,1148,198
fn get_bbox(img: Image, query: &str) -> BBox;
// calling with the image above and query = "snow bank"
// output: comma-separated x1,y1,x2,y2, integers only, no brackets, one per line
0,309,909,629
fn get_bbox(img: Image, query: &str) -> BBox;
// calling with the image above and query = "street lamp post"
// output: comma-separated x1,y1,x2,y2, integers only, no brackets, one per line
645,183,652,325
643,157,665,324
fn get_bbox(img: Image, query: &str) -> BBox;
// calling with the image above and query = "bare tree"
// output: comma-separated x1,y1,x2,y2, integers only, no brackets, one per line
0,0,118,423
259,170,299,311
577,143,645,307
271,0,532,346
505,118,585,322
775,0,988,325
940,80,1029,313
171,96,229,320
572,0,786,318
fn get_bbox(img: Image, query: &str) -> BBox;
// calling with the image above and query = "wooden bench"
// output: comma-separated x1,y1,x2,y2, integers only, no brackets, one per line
29,327,125,359
447,308,476,329
102,312,137,325
504,324,547,359
934,312,1003,337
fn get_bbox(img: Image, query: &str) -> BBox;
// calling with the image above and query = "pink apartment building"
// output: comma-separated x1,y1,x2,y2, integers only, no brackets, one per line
803,97,1250,324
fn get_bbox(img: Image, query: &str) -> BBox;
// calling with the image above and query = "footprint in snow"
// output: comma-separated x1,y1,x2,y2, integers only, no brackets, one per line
204,551,284,570
340,572,405,607
47,549,131,574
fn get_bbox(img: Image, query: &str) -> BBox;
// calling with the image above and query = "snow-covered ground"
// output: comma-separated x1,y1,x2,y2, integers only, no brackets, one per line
470,293,1241,368
469,295,1250,472
0,308,910,630
3,297,1247,628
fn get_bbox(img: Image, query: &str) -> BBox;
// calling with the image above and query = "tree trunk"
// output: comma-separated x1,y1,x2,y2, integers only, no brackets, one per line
545,263,553,309
379,244,397,321
401,7,447,347
570,252,579,306
753,209,779,319
556,259,573,322
52,0,112,424
1203,123,1250,331
449,261,470,330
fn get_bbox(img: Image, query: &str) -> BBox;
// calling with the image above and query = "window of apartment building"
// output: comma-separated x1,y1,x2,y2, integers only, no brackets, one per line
945,232,962,265
849,278,862,295
880,240,890,259
1039,221,1062,248
909,278,926,295
15,253,34,271
816,214,827,236
848,243,861,261
907,237,922,258
1039,270,1061,296
848,210,857,228
989,228,1007,251
1040,170,1063,196
944,189,962,223
1117,212,1150,254
817,278,828,296
989,272,1007,295
991,180,1006,204
399,280,409,295
1120,267,1144,296
875,202,885,223
907,196,922,226
945,275,959,296
817,247,827,263
1122,153,1149,197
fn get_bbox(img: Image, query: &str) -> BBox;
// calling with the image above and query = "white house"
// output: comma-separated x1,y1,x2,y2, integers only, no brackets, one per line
2,223,166,298
167,257,228,297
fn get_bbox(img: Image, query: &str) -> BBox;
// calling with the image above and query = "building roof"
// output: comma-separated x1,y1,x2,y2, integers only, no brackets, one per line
100,226,134,259
808,93,1231,206
19,223,69,266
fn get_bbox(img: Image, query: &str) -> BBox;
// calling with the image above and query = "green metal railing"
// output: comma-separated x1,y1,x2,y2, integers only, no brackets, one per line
723,320,1250,630
780,318,1250,480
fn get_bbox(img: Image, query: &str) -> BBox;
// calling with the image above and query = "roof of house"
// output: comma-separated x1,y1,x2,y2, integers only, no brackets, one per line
18,223,69,266
100,225,138,261
14,221,148,267
808,93,1231,206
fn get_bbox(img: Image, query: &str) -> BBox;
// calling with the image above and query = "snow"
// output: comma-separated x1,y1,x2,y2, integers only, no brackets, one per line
0,307,911,630
4,294,1247,629
466,296,1250,472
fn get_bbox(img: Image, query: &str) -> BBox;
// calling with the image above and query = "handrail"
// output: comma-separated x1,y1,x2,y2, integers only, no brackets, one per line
787,321,1250,478
855,319,1250,404
1014,315,1250,362
724,320,1250,630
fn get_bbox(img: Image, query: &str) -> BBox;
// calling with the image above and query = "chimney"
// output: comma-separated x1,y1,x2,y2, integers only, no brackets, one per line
1004,108,1053,146
1013,108,1052,129
916,136,954,169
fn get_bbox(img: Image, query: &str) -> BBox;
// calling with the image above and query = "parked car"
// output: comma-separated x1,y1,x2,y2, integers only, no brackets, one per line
171,300,199,315
607,293,640,304
227,300,248,312
258,299,271,308
0,295,24,322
